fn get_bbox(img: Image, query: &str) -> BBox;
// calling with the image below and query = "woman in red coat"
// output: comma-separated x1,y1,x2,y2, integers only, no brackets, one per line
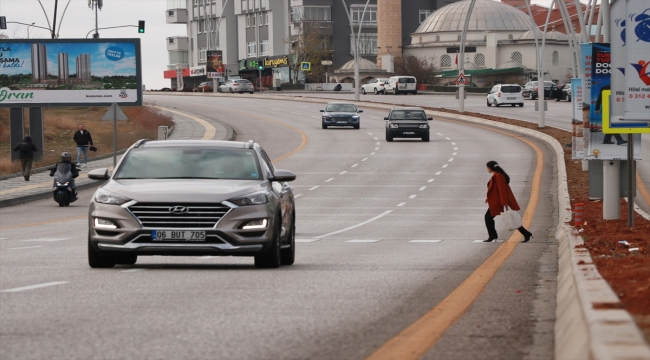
483,161,533,242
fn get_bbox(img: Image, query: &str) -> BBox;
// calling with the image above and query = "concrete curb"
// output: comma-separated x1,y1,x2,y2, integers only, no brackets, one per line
150,91,650,359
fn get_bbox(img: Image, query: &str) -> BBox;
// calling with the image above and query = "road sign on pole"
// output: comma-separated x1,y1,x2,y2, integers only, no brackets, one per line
300,62,311,71
454,73,469,85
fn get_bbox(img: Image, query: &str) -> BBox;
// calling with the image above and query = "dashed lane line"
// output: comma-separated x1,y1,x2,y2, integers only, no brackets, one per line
445,137,451,140
409,240,442,243
419,186,427,191
375,147,380,151
340,171,348,175
428,179,435,183
295,194,303,198
435,171,442,175
451,142,456,145
1,281,69,293
308,186,320,191
313,210,393,239
296,239,320,243
351,164,359,168
22,238,70,242
362,158,368,161
449,158,454,162
453,152,457,155
325,178,335,183
409,195,417,199
346,240,380,243
9,246,45,250
370,152,376,155
374,137,378,140
442,164,448,168
397,202,407,207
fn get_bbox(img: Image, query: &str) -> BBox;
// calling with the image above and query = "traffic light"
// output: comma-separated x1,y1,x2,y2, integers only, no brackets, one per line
258,61,264,71
138,20,145,33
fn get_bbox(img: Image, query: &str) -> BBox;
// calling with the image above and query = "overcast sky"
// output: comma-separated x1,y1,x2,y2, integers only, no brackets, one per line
1,0,581,89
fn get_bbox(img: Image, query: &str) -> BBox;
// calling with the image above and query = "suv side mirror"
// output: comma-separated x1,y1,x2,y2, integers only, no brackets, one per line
88,168,110,180
319,109,324,112
272,169,296,182
427,117,433,120
384,117,389,120
358,110,363,113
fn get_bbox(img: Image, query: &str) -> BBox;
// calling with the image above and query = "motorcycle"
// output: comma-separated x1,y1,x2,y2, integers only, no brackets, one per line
52,163,78,207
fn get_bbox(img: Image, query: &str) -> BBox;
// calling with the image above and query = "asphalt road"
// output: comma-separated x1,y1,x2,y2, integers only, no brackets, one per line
0,95,558,360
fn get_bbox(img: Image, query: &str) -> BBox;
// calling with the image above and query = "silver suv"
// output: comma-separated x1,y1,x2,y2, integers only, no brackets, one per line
87,140,297,269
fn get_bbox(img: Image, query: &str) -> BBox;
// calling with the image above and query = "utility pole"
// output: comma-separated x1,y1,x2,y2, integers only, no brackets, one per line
342,0,371,102
88,0,103,38
458,0,477,113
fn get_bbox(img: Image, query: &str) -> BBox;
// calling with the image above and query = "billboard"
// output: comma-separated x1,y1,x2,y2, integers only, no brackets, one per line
206,50,224,79
624,0,650,121
0,38,142,107
571,78,584,159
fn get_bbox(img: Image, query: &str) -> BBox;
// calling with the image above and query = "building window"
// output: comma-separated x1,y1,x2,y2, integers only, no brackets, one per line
260,40,269,56
198,20,204,33
292,6,331,22
457,34,462,41
508,34,513,40
419,10,433,23
255,0,259,9
169,51,189,65
511,51,523,64
199,47,207,63
266,12,269,24
350,34,378,55
552,51,559,65
474,53,485,67
241,0,246,12
246,14,250,27
251,12,256,26
435,35,440,41
259,13,263,25
441,54,451,68
248,0,252,11
247,42,257,57
351,6,377,26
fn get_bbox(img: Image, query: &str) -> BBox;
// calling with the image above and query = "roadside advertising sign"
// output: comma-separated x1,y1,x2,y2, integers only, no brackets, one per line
190,66,206,77
600,91,644,162
624,0,650,121
0,39,142,107
571,78,584,159
579,43,593,106
206,50,224,79
611,0,627,122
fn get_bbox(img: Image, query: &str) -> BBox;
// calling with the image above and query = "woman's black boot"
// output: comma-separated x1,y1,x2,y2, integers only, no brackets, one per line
520,228,533,242
483,237,498,243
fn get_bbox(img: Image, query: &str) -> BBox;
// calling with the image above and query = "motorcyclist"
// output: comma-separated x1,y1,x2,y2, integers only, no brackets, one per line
50,152,80,200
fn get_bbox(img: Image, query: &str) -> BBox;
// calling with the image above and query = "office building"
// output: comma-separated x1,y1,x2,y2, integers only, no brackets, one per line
31,43,48,82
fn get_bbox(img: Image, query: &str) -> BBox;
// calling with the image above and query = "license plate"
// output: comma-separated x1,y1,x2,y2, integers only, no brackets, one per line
403,132,415,135
507,97,516,100
399,85,406,89
337,121,347,124
152,230,206,242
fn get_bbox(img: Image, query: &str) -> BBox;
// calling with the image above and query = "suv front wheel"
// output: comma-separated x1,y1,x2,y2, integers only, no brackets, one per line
254,215,282,268
386,129,394,142
88,234,116,268
422,131,430,142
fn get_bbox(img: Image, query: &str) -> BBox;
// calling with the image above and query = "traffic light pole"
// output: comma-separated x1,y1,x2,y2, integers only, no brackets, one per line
85,25,138,38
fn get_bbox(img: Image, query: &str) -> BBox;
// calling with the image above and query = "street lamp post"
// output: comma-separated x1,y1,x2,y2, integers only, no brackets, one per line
458,0,477,113
342,0,371,102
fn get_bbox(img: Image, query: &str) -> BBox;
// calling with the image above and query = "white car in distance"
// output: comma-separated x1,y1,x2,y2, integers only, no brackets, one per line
486,84,524,107
361,78,389,95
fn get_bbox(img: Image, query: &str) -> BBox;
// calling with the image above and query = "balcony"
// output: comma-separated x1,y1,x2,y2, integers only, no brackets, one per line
167,37,189,52
166,8,188,24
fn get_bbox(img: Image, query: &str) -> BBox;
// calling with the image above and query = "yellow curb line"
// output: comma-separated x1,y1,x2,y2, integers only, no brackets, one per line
155,106,217,140
637,171,650,208
366,125,544,360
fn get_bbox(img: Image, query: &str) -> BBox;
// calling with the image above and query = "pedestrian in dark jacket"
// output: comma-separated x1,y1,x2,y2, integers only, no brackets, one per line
13,136,37,181
483,160,533,243
73,124,94,168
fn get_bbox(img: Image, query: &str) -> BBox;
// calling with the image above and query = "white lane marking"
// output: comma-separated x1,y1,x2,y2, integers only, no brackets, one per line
454,147,458,150
325,178,335,182
375,147,380,151
409,240,442,243
442,164,448,168
436,133,443,136
346,239,380,243
121,268,146,273
435,171,442,175
374,137,378,140
308,186,320,191
445,137,451,140
295,194,303,198
370,152,375,155
22,238,69,242
453,152,457,156
0,238,6,240
311,116,319,119
197,256,213,259
449,158,454,162
376,142,380,145
314,210,393,239
361,158,368,161
397,202,407,207
419,186,427,191
409,195,417,199
428,179,435,183
9,246,45,250
451,142,456,145
473,239,496,243
368,132,374,135
339,171,348,175
296,239,320,243
370,116,379,119
351,164,359,167
290,112,301,114
2,281,69,293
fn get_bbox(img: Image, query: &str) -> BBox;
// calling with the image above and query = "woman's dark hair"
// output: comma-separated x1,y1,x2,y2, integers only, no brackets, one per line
23,136,32,143
486,160,510,184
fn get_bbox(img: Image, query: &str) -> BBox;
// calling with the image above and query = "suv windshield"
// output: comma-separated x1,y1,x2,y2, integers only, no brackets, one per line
500,86,521,93
114,148,262,180
326,104,357,112
390,110,426,120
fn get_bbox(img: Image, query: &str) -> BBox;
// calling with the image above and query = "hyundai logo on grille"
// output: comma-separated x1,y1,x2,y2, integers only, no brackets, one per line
169,206,189,214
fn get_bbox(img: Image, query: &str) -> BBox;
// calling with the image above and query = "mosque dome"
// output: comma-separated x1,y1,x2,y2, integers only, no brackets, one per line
336,58,385,72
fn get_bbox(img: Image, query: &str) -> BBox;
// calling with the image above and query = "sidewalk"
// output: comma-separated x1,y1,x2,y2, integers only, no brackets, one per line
0,107,231,208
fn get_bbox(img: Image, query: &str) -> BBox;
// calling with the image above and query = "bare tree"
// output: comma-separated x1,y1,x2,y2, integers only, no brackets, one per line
287,21,331,84
0,33,8,39
396,55,439,84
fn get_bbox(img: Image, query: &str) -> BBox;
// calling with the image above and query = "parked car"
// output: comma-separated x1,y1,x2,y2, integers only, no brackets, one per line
384,76,418,95
87,139,297,269
320,102,363,129
486,84,524,107
171,85,193,92
195,82,213,92
522,81,559,100
159,87,172,91
556,84,571,101
384,107,432,142
219,79,255,94
361,78,390,95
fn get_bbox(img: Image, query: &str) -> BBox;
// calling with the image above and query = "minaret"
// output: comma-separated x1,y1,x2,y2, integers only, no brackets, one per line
377,0,402,71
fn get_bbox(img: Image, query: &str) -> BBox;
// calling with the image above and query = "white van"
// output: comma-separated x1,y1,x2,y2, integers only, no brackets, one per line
385,76,418,95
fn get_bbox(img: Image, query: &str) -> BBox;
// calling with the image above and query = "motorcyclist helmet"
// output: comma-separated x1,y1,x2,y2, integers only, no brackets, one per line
61,152,72,163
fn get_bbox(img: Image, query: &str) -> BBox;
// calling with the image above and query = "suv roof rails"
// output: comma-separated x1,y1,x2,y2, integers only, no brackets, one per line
247,140,255,149
134,139,149,148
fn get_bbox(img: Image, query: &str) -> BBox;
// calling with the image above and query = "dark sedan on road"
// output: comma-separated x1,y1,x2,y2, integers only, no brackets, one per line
522,81,559,100
87,139,297,269
320,102,363,129
385,107,432,142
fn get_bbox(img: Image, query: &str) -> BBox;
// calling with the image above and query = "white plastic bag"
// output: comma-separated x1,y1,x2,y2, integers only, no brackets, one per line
503,206,522,231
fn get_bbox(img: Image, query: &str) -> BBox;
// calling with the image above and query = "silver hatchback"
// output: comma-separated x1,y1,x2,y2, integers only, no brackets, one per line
219,79,255,94
87,140,297,269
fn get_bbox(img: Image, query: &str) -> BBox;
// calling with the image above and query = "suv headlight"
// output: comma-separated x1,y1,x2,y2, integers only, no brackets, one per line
228,191,268,206
94,188,132,205
419,124,428,129
351,115,360,119
389,124,399,129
